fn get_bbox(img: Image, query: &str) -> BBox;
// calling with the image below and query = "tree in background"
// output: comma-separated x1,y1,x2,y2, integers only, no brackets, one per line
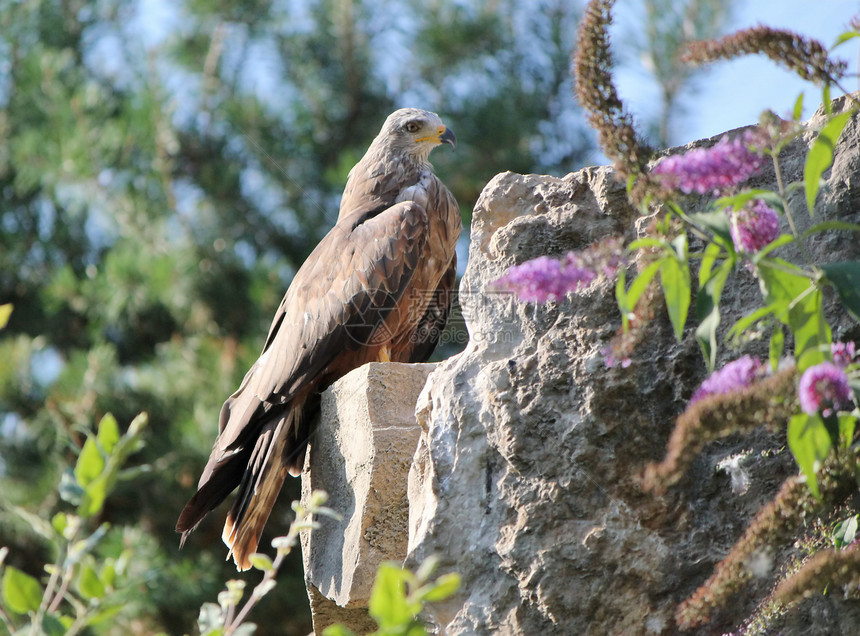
624,0,734,146
0,0,595,633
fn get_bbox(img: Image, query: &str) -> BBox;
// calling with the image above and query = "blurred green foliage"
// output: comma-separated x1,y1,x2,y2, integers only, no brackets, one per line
0,0,593,633
324,556,461,636
1,412,148,635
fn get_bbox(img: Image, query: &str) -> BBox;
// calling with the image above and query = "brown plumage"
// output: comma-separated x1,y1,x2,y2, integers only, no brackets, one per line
176,108,460,570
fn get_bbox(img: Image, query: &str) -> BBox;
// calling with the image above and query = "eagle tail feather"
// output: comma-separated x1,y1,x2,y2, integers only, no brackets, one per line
176,443,251,544
222,405,305,571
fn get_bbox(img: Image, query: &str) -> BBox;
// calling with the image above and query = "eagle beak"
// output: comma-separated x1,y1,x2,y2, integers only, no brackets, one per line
439,127,457,149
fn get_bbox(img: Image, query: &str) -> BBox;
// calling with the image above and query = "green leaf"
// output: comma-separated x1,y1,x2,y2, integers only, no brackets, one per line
59,468,84,505
74,437,104,488
793,92,805,121
689,210,733,247
41,614,68,636
616,268,628,330
787,413,832,498
838,413,857,448
769,325,785,370
65,523,109,568
715,189,785,216
804,111,852,216
97,413,120,455
323,626,357,636
248,553,273,571
801,220,860,239
77,563,106,600
0,304,12,329
85,604,123,626
52,512,68,536
823,84,832,115
820,261,860,322
197,602,225,635
757,259,830,371
698,241,721,287
627,237,664,251
833,515,858,549
78,413,148,518
10,505,55,541
659,237,691,340
100,562,117,589
624,260,662,316
832,31,860,48
751,234,795,262
414,555,440,584
695,256,735,370
78,476,109,518
2,566,43,614
421,573,461,602
369,562,420,629
728,304,775,341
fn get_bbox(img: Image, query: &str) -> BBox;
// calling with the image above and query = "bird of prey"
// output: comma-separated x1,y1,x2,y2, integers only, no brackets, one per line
176,108,460,570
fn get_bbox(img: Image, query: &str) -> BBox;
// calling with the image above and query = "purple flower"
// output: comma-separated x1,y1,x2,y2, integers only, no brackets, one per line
602,346,632,369
651,131,766,196
495,237,625,303
730,200,780,253
690,355,765,404
799,361,853,416
831,341,857,367
496,256,596,302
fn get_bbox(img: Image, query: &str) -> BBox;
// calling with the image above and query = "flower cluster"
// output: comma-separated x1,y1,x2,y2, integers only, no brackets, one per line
690,355,765,404
496,237,625,303
683,26,848,86
730,200,780,253
677,452,857,629
831,341,857,367
495,256,596,303
651,131,766,196
643,367,798,494
572,0,651,182
798,361,854,416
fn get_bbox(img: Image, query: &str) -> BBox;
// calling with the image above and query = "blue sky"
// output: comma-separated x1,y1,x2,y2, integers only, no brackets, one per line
129,0,860,149
617,0,860,145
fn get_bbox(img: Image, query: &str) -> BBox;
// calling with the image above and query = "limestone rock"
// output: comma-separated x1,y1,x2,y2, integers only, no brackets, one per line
301,362,436,634
407,98,860,634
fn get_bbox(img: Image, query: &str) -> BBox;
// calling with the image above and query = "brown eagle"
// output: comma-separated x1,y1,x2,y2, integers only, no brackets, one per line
176,108,460,570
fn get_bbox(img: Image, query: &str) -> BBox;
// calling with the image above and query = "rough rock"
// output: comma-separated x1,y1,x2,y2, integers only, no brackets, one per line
406,97,860,635
301,362,436,634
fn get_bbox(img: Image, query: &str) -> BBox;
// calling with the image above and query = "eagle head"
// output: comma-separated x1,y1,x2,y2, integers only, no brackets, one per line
378,108,456,162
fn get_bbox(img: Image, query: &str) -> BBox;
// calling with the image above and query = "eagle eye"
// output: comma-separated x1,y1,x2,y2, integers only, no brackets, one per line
404,121,421,133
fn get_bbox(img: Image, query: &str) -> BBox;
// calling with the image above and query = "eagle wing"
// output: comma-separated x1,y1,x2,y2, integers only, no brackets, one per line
178,107,461,571
176,200,437,566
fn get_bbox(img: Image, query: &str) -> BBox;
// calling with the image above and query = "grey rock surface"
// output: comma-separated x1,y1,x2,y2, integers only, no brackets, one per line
301,362,436,634
406,98,860,635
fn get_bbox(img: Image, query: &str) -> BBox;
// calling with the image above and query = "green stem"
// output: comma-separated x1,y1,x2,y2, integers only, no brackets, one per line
47,566,74,614
666,202,713,245
36,524,78,628
0,603,16,635
784,281,817,317
771,151,815,268
225,519,303,635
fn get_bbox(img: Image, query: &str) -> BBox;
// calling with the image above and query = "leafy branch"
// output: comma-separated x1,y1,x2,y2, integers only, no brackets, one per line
197,490,340,636
0,412,148,635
